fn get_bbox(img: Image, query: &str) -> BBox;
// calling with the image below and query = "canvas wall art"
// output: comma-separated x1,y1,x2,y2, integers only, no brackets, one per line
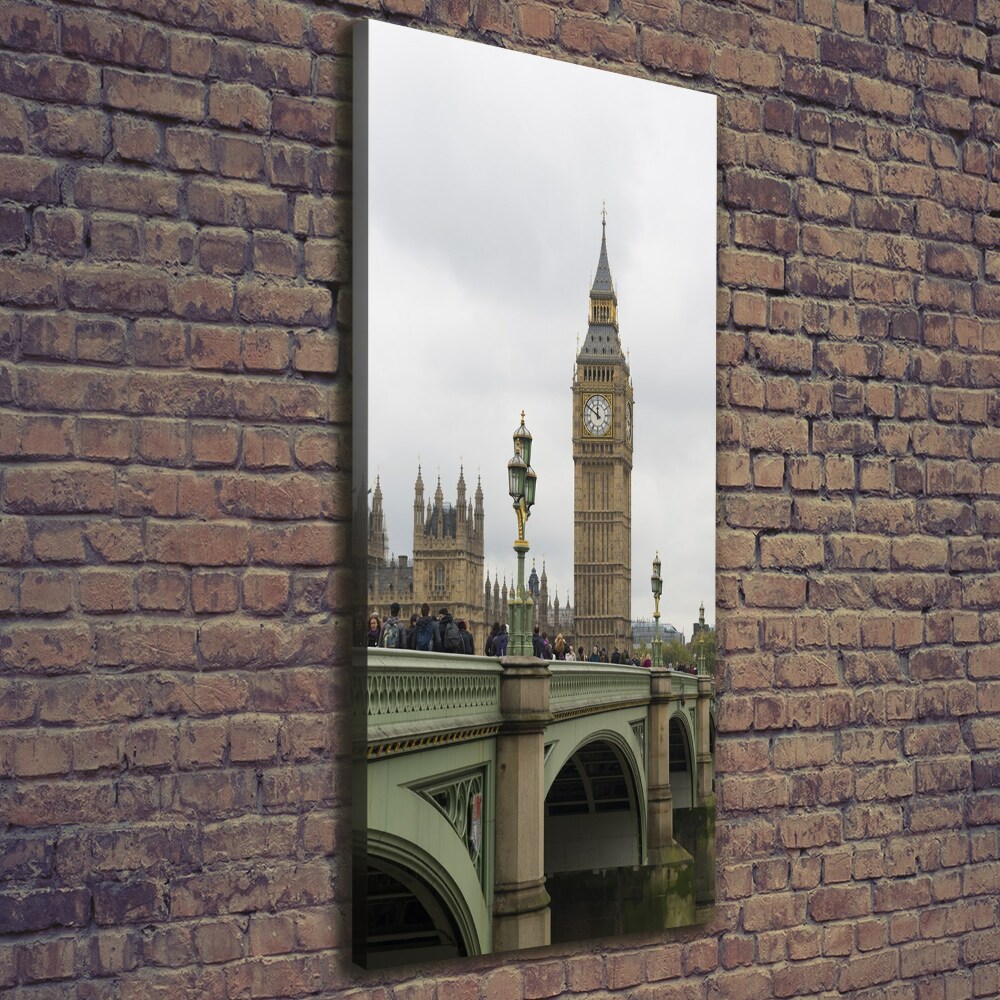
353,20,717,969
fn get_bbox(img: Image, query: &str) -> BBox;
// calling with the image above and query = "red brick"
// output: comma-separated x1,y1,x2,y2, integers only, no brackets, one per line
191,571,239,614
79,569,133,613
271,95,337,145
208,82,270,131
236,281,331,327
188,179,286,230
135,569,186,611
147,521,249,566
242,570,289,614
0,51,101,104
559,16,636,61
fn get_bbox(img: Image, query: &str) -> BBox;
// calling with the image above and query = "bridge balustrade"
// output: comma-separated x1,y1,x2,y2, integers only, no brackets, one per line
549,661,653,719
366,648,503,756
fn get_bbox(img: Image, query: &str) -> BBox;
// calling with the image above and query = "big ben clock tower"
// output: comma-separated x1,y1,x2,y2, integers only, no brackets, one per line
573,210,634,653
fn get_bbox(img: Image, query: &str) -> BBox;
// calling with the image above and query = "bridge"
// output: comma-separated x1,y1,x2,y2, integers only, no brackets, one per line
357,650,716,968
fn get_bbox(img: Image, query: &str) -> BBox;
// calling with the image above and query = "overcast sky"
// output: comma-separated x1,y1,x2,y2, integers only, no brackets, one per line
363,22,717,639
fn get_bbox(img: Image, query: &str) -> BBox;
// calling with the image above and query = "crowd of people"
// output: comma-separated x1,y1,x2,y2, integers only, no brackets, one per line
367,602,476,654
368,605,696,671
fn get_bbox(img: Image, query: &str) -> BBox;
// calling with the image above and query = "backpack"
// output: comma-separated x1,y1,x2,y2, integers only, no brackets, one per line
414,618,435,651
379,618,403,649
443,619,464,654
485,634,496,657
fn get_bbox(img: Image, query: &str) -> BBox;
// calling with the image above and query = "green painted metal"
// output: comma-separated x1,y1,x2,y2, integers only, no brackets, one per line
365,652,714,955
549,662,651,717
368,739,496,955
367,649,503,751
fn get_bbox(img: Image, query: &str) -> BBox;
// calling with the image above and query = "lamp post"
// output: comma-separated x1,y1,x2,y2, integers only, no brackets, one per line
696,600,706,676
507,412,537,657
651,552,663,669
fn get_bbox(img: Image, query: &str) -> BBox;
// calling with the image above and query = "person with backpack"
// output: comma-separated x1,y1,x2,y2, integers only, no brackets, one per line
378,602,406,649
438,607,464,655
457,619,474,655
485,622,500,657
494,623,509,657
412,603,441,652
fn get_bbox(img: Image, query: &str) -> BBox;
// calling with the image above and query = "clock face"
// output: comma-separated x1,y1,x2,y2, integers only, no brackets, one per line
583,394,612,436
625,402,632,444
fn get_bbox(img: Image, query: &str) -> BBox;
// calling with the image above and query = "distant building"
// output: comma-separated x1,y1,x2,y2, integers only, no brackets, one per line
368,466,485,646
483,559,574,641
369,467,571,651
631,619,684,650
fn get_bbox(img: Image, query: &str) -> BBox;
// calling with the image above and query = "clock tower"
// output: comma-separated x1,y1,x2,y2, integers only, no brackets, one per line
573,211,634,654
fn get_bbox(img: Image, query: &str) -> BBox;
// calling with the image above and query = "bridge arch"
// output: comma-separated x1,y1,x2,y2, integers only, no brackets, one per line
543,725,647,871
669,711,696,809
366,829,483,967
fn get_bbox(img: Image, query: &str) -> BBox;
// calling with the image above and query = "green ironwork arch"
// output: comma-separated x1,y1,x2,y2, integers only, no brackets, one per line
543,725,647,855
367,828,485,957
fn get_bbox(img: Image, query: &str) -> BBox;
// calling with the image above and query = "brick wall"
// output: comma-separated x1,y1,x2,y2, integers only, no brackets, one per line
1,0,998,997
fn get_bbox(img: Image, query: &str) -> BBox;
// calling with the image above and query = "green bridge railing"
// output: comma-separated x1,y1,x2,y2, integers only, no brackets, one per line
365,650,707,752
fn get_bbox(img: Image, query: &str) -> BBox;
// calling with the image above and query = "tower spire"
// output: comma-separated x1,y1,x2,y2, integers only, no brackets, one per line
578,207,622,359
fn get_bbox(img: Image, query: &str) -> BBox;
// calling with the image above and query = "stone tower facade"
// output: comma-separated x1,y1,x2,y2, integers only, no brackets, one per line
572,214,634,653
413,466,485,643
369,466,486,648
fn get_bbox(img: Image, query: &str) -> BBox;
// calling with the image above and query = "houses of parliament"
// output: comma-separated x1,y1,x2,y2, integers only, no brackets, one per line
368,214,632,653
367,468,573,651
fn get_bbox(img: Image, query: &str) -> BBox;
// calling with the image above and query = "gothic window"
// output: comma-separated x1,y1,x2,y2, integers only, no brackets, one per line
434,563,445,593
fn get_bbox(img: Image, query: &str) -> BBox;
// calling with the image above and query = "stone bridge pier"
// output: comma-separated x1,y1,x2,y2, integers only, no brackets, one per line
492,657,552,952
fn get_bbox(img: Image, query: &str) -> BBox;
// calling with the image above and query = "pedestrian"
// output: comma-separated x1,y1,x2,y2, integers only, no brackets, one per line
438,607,464,654
485,622,500,656
531,624,544,659
367,615,381,647
540,631,553,659
457,619,474,655
588,646,600,663
412,603,441,652
378,602,406,649
495,623,509,657
642,655,652,668
610,647,621,664
564,642,576,661
553,634,567,660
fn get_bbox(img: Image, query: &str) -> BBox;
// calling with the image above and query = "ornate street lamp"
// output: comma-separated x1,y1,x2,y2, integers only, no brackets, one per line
696,600,706,676
651,552,663,669
507,412,536,657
